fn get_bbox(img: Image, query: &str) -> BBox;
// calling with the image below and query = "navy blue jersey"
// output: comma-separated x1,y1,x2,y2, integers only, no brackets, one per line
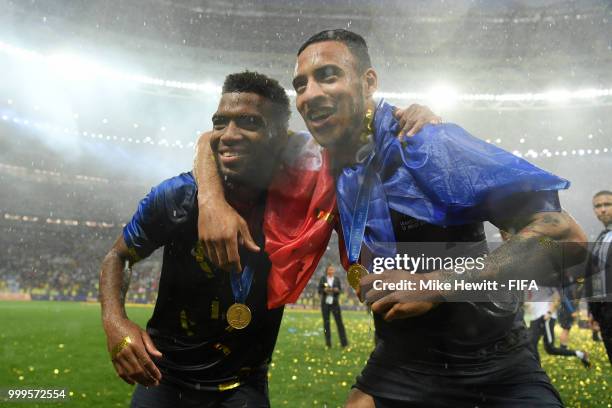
354,192,563,402
368,191,562,371
123,172,283,390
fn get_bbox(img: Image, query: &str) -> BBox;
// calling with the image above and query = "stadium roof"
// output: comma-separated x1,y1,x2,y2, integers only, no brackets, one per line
1,0,610,91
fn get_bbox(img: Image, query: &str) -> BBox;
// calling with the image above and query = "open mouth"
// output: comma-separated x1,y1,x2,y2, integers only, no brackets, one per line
307,106,336,124
217,149,247,165
220,151,242,158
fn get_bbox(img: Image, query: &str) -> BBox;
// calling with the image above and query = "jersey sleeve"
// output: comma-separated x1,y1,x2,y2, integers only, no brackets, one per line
123,172,197,263
489,190,562,224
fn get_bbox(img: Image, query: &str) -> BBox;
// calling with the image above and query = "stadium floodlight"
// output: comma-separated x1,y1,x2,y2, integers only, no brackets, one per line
540,89,571,103
48,53,100,81
1,40,611,106
375,91,427,100
0,40,220,93
426,84,459,110
496,93,534,102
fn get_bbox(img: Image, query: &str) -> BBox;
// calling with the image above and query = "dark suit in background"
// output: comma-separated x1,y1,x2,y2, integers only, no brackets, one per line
586,227,612,364
318,274,348,348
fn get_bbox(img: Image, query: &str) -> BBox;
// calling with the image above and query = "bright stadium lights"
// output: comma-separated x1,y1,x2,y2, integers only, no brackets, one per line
374,88,612,105
0,40,221,94
426,84,459,110
2,108,611,159
2,214,115,228
541,89,571,103
47,53,101,81
0,111,186,149
1,40,610,106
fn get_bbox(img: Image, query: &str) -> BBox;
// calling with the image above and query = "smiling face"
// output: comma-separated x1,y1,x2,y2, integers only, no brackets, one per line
210,92,275,185
292,41,376,150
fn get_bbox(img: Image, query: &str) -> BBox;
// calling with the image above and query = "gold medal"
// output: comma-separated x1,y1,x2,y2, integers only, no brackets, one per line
226,303,251,329
347,263,368,291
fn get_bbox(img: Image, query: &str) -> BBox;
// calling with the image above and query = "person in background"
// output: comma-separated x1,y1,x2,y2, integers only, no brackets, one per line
586,190,612,364
557,275,579,351
525,286,590,368
318,264,348,348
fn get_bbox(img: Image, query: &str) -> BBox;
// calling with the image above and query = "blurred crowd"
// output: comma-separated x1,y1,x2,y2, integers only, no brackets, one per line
0,222,161,303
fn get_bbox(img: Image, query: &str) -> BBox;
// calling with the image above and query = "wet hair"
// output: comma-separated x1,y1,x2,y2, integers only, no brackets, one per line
222,71,290,132
297,29,372,73
593,190,612,199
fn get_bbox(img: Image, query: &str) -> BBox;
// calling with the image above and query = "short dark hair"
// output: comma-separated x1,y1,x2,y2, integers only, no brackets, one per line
594,190,612,199
297,29,372,73
222,71,290,132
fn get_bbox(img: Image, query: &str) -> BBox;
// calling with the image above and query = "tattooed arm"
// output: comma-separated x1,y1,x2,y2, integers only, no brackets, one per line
99,235,133,322
99,235,162,386
480,210,588,284
362,210,588,321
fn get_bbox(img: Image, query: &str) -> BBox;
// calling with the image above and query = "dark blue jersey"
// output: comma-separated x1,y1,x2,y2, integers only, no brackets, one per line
355,192,563,402
369,191,562,371
123,172,283,390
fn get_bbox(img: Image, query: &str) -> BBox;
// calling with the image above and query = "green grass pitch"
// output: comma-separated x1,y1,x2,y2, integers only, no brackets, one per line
0,301,610,407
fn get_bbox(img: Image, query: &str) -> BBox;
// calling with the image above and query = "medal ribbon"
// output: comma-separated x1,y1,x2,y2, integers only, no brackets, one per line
340,164,375,267
337,100,569,273
230,265,254,304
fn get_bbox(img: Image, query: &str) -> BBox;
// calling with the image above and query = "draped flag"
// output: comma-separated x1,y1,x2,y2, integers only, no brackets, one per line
336,100,570,266
263,132,336,309
263,101,570,307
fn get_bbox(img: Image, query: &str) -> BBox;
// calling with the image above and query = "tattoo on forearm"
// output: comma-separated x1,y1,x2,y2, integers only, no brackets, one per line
120,260,133,304
517,212,566,239
540,213,562,226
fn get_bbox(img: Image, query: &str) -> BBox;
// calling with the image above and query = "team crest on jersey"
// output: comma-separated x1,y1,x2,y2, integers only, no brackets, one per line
399,216,426,231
